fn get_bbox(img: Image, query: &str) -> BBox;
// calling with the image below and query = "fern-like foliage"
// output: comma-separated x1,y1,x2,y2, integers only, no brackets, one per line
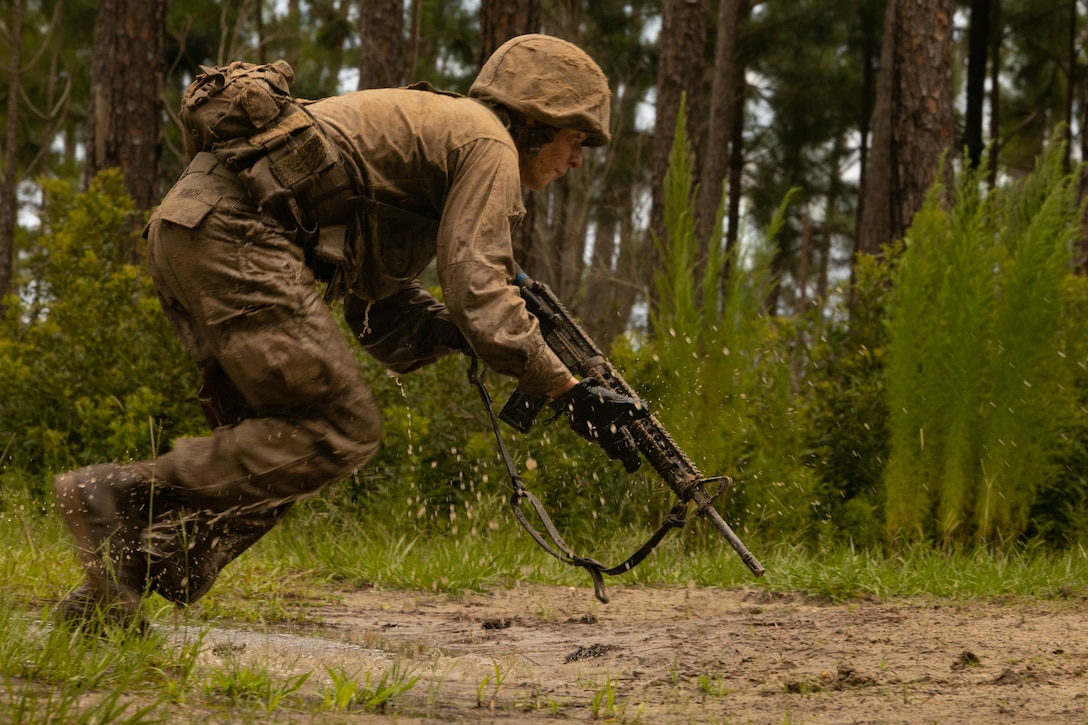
640,96,817,541
884,139,1083,547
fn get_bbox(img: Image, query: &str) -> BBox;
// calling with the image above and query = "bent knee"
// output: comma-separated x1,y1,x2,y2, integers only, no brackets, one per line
327,395,383,473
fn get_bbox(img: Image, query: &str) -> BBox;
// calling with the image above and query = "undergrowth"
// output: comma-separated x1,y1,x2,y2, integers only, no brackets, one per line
6,478,1088,613
4,477,1088,723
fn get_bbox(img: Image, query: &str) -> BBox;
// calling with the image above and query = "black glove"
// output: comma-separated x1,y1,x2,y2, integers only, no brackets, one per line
551,378,650,473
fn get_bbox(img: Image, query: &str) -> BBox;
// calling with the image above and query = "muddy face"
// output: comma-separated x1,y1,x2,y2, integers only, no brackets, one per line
519,127,587,190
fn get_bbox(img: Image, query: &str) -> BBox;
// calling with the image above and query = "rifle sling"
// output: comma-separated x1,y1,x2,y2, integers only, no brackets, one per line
467,357,686,604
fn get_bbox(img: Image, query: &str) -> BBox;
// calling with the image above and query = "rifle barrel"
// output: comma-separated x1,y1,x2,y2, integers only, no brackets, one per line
692,485,766,577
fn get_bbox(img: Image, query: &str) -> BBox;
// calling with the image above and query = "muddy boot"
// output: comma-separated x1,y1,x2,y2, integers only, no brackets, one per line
53,463,155,627
55,582,147,634
149,501,293,607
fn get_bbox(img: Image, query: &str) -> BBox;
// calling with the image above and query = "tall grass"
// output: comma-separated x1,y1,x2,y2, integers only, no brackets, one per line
199,492,1088,604
884,142,1084,546
636,96,818,542
0,595,177,724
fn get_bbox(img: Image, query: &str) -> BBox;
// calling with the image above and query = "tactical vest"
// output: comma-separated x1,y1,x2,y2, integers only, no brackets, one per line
179,61,355,283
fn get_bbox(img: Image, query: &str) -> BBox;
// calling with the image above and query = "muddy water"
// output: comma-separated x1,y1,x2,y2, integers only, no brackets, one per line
171,622,393,674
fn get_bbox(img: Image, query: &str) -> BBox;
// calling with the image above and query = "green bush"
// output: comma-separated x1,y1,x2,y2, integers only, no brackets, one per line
1029,272,1088,547
0,171,204,489
798,249,892,548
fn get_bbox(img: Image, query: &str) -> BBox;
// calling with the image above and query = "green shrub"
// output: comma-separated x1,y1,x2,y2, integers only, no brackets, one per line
798,249,892,548
1030,272,1088,546
0,171,203,489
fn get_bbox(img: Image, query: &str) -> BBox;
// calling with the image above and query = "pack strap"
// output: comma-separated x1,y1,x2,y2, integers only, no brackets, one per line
467,357,688,603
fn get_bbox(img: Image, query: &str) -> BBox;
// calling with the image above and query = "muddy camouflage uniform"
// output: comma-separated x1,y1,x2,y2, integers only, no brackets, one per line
53,35,617,622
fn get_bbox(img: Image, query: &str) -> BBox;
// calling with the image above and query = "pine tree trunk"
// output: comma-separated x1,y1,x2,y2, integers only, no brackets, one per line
407,0,422,82
1080,35,1088,269
695,0,742,291
856,0,955,258
357,0,405,89
964,0,990,169
478,0,541,69
85,0,166,215
724,20,749,272
986,0,1001,187
650,0,708,245
1062,0,1076,171
256,0,266,64
584,77,643,347
649,0,708,308
477,0,541,274
0,0,23,308
852,0,882,248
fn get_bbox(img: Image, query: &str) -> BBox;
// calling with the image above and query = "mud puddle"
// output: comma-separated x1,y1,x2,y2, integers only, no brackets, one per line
156,583,1088,723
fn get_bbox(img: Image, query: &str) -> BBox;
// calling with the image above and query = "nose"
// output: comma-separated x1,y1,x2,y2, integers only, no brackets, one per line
568,146,583,169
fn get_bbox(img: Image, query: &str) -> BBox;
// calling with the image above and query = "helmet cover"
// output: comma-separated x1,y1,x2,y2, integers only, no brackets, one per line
470,34,611,147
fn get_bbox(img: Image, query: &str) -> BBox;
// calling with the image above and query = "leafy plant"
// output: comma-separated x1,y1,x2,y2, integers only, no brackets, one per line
0,171,203,486
319,661,419,713
0,597,170,724
476,658,510,709
697,672,733,697
323,664,360,710
590,675,618,720
203,660,310,712
355,660,420,712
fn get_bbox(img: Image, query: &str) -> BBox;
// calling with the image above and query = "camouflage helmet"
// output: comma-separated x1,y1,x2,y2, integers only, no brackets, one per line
469,34,611,147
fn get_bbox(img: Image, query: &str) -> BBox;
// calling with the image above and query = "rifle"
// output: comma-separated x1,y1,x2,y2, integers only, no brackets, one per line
468,270,765,603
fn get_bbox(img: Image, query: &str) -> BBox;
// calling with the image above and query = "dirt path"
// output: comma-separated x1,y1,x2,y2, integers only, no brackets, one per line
179,583,1088,723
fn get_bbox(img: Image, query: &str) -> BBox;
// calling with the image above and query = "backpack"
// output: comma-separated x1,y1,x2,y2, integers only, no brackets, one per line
177,60,358,295
176,59,353,227
179,60,298,159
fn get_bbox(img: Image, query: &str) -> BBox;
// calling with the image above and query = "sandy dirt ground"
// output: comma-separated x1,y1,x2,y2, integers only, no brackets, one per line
171,583,1088,724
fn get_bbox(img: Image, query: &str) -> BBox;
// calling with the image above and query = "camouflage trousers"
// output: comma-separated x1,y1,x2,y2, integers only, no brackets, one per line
126,152,381,605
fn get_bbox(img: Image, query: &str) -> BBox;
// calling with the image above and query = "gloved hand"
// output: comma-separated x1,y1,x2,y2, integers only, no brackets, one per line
551,378,651,472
